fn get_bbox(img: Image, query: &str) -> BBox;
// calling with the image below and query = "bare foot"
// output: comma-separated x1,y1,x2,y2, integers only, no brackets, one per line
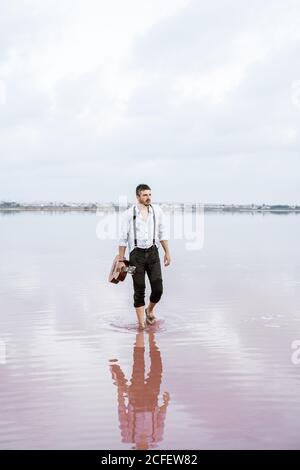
145,308,156,325
138,321,146,330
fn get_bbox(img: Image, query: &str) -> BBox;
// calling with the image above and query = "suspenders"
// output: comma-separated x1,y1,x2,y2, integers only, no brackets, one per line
133,204,156,248
133,205,137,247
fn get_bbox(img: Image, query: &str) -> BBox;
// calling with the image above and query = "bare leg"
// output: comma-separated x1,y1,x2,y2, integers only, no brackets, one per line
135,306,146,329
146,301,156,320
147,300,156,317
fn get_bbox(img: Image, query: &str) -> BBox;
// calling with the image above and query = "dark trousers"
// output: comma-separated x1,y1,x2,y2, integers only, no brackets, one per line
129,245,163,308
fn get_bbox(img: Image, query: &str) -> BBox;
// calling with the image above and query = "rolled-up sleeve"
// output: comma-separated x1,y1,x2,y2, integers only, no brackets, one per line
158,207,169,241
119,210,129,246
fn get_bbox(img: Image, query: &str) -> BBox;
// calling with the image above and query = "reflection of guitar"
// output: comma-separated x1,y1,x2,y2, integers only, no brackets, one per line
108,256,136,284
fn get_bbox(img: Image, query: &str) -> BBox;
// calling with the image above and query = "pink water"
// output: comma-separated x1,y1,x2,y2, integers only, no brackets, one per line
0,211,300,449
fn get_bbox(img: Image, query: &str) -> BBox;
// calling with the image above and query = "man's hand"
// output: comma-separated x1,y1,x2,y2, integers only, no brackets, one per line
160,241,170,266
164,253,171,266
116,261,125,273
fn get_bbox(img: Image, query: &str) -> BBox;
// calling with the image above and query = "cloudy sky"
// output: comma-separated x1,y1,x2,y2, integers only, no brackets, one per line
0,0,299,204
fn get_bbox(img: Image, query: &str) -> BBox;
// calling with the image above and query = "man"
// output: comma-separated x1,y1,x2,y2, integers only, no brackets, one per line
118,184,171,329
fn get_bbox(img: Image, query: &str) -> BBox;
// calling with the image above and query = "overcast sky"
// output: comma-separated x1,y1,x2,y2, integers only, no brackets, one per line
0,0,299,204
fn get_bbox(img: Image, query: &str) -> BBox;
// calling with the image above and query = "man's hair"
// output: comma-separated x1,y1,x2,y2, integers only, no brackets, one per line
136,184,151,197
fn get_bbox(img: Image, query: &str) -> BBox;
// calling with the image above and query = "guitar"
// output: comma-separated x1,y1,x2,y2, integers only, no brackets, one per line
108,256,136,284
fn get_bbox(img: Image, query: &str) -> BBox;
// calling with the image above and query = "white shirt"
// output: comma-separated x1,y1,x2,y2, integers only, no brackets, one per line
119,203,169,255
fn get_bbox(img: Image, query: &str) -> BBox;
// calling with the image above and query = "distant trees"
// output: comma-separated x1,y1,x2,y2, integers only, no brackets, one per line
0,201,20,208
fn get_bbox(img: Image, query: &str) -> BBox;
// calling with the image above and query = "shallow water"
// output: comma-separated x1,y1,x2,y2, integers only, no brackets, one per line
0,211,300,449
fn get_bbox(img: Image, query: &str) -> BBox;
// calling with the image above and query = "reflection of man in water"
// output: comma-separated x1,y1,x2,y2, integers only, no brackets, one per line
109,331,170,450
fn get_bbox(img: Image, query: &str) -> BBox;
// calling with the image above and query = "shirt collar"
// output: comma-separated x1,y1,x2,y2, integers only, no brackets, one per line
135,203,152,213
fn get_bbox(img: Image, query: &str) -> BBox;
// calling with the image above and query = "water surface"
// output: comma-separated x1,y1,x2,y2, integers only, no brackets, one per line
0,211,300,449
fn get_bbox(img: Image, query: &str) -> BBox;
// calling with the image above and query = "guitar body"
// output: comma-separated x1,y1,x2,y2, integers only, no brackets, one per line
108,256,136,284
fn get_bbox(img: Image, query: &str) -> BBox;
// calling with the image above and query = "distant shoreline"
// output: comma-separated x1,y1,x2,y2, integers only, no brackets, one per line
1,202,300,213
